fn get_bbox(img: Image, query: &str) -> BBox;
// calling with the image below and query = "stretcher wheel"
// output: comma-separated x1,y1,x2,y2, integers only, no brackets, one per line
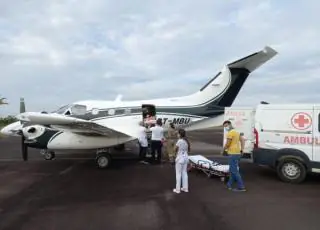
223,175,229,183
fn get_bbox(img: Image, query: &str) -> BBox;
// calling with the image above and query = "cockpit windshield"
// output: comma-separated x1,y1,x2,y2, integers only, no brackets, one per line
52,105,70,114
52,104,87,115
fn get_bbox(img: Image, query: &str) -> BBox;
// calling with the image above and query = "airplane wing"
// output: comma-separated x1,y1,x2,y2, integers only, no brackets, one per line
16,112,132,137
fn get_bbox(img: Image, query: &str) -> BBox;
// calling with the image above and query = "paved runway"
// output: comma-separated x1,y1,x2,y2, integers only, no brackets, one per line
0,129,320,230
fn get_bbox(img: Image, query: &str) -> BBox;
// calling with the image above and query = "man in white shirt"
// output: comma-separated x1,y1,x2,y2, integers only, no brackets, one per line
149,118,164,163
138,121,148,163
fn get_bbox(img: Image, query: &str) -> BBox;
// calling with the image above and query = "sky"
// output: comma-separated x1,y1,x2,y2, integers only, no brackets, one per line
1,0,320,116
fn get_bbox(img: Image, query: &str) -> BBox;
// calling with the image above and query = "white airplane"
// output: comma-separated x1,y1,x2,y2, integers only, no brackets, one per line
1,46,277,168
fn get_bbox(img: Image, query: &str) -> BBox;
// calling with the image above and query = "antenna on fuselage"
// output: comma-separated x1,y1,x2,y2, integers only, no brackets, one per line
114,94,122,102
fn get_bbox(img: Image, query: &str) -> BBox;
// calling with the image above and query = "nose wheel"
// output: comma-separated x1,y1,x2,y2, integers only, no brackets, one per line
40,149,56,160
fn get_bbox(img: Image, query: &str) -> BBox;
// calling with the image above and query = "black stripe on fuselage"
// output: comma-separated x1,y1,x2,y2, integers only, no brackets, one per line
69,68,249,121
89,112,208,122
26,129,62,149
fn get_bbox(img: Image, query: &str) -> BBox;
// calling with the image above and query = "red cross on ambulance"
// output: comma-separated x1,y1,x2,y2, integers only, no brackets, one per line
291,112,312,130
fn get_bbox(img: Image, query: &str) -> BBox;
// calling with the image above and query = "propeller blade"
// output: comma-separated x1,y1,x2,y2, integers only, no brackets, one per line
20,97,28,161
21,135,28,161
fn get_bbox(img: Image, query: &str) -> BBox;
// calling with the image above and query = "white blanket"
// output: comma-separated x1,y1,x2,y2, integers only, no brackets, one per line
188,155,229,173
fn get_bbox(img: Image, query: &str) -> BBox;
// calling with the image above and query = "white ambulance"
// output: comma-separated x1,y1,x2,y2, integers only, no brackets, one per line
223,103,320,183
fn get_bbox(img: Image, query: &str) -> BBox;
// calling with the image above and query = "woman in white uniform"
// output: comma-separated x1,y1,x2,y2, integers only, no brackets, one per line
138,121,148,163
173,129,190,194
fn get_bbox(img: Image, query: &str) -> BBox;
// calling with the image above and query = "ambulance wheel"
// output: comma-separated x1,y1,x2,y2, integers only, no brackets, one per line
276,158,306,184
96,153,111,169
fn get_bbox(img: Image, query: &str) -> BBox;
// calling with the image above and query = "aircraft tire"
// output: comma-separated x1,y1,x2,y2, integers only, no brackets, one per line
96,153,111,169
42,150,55,160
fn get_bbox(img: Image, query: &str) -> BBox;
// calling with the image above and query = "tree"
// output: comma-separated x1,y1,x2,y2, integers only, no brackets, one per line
0,96,8,105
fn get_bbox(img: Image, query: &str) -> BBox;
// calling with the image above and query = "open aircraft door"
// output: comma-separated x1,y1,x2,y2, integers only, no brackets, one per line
142,104,157,126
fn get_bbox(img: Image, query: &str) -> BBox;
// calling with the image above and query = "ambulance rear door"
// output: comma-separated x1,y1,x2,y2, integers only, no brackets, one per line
223,107,256,155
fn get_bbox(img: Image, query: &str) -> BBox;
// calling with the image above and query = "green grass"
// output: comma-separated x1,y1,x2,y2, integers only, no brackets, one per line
0,126,3,138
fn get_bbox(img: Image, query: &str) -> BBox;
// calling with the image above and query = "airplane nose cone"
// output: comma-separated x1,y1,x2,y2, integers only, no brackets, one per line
1,126,10,136
0,121,23,137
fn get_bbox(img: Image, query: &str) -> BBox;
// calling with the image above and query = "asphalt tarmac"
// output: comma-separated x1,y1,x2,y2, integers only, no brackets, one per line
0,129,320,230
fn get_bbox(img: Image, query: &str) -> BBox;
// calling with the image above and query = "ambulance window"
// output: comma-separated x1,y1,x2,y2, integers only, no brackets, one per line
318,113,320,131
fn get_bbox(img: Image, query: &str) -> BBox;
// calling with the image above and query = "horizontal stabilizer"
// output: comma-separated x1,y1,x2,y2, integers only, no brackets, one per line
227,46,278,72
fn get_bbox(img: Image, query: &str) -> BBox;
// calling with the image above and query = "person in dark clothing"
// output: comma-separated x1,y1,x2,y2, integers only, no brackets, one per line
149,119,164,163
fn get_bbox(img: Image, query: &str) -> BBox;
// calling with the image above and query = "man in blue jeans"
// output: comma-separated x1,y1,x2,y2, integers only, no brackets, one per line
222,120,246,192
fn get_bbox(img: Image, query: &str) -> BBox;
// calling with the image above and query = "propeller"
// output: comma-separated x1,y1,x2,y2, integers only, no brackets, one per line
19,97,28,161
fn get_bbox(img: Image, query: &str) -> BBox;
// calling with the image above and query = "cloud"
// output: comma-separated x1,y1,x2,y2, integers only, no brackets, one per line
1,0,320,115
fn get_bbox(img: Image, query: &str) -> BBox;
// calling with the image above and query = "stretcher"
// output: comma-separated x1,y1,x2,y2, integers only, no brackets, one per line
188,155,230,181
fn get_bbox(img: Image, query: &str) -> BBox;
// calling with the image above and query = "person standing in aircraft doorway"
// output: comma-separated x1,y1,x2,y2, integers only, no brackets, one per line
173,129,190,194
165,123,177,164
222,120,246,192
150,119,164,164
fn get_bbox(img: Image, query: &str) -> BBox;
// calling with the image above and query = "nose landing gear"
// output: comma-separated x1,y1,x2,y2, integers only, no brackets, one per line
40,149,56,160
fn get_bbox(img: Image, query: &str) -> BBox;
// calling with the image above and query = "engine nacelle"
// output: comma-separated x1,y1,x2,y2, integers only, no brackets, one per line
22,125,46,140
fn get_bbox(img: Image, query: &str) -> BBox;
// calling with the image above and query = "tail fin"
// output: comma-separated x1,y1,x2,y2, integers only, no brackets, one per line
227,46,278,72
157,46,277,118
198,46,277,111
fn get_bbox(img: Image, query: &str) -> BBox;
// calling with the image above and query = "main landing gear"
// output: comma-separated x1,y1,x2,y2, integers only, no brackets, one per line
40,149,56,160
39,148,113,169
95,149,112,169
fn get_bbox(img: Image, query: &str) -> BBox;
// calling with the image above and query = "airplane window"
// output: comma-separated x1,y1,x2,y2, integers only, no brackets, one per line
115,109,125,115
125,108,131,114
108,109,115,115
131,108,141,113
65,110,71,115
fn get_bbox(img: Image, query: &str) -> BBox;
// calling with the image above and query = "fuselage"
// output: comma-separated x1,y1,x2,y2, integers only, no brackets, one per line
2,93,224,151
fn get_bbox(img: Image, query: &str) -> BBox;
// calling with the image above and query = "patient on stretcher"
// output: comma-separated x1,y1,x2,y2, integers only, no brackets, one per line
188,155,229,173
